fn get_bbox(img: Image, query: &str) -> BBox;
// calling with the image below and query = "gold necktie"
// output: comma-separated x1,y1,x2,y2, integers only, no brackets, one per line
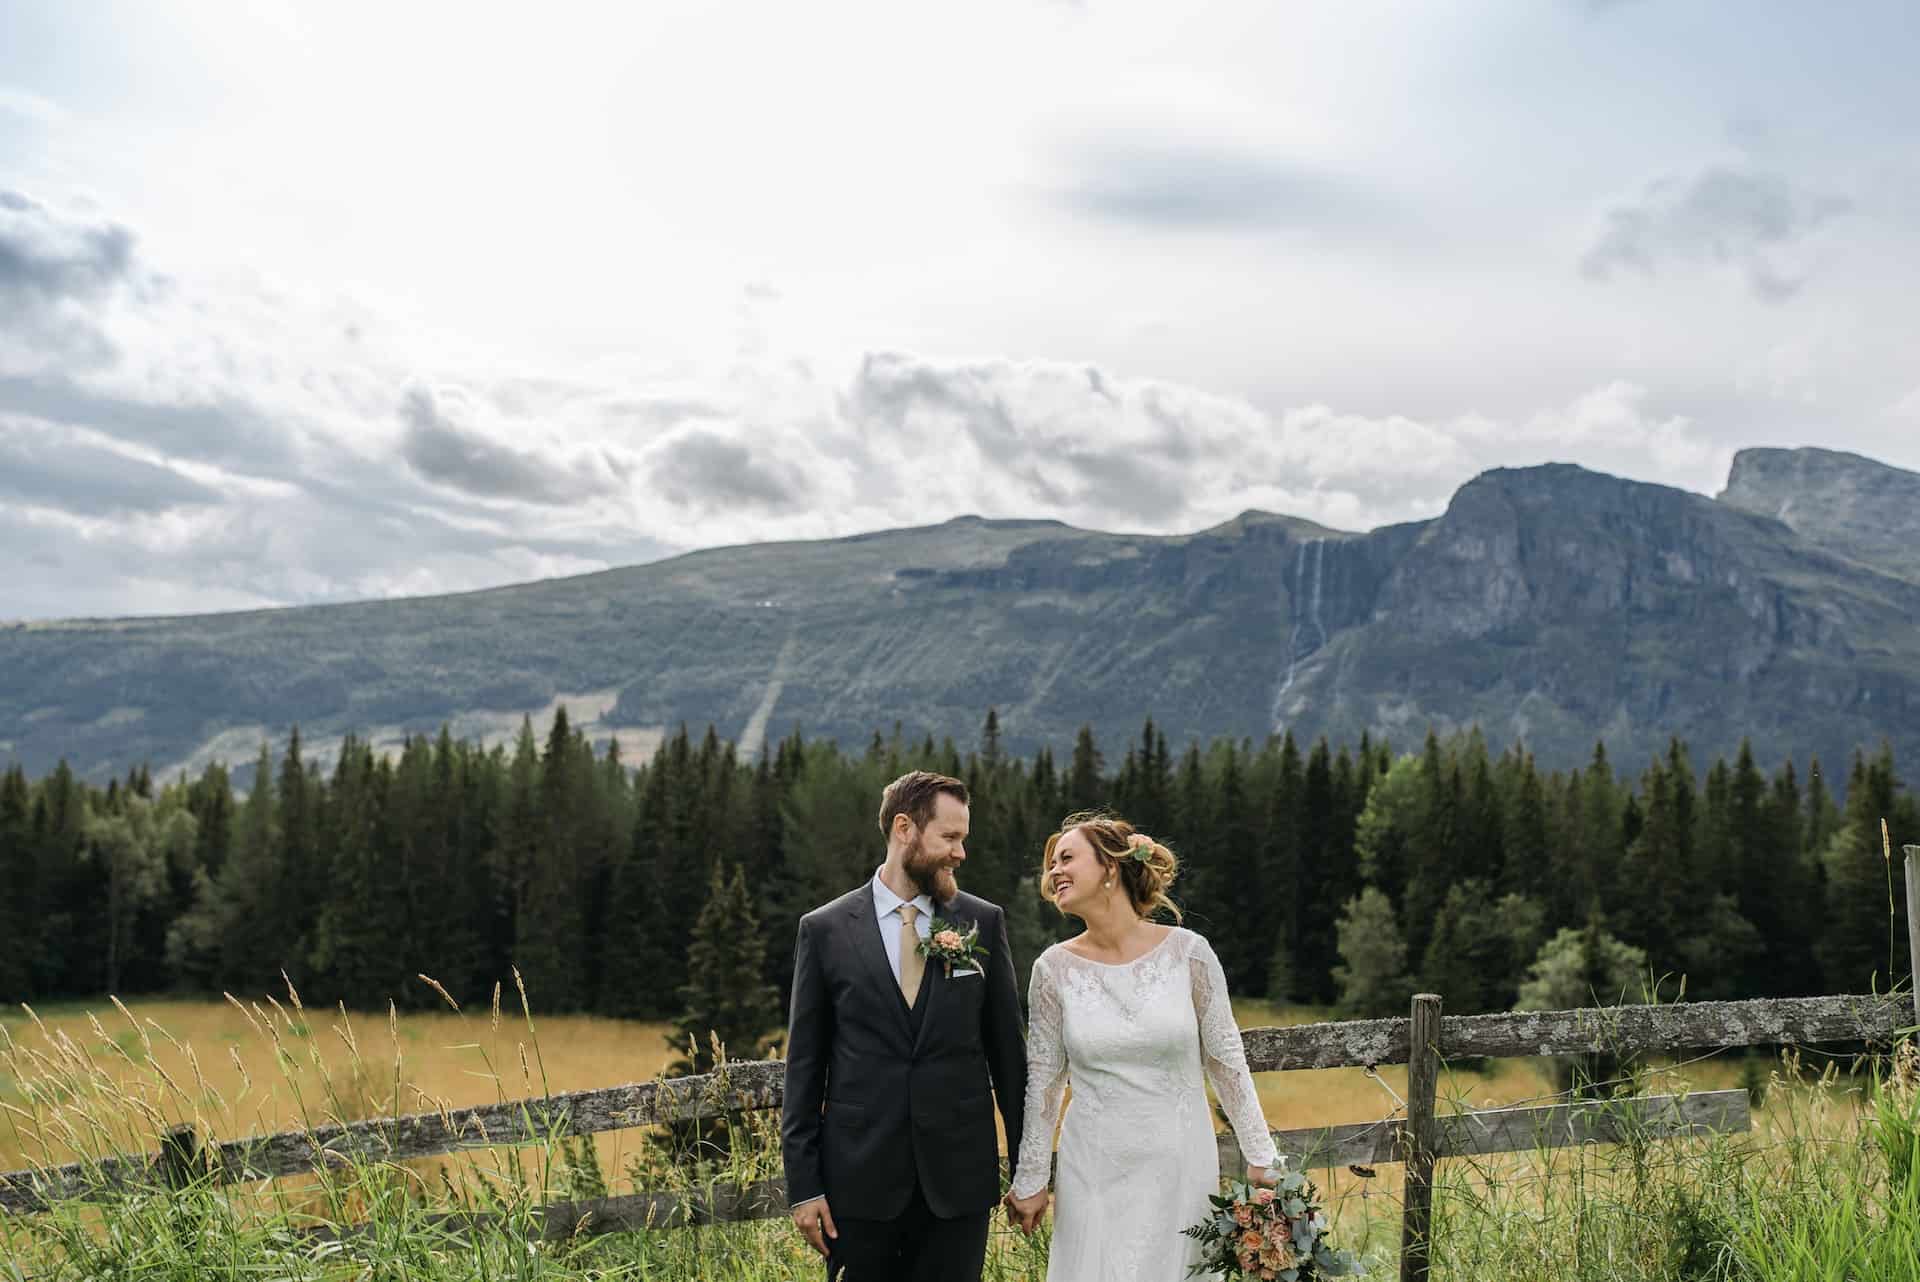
898,904,925,1007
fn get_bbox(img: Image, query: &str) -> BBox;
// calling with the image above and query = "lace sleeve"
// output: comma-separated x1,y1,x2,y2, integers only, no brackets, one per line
1011,950,1068,1198
1189,933,1278,1169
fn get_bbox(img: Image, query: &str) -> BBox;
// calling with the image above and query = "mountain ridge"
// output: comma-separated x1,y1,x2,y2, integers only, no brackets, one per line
4,447,1919,784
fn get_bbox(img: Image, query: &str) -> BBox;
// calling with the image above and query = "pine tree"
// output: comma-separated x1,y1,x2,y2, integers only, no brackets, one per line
1503,752,1551,904
1293,739,1339,1001
0,766,38,999
218,744,282,994
1697,757,1735,890
604,784,678,1020
515,709,591,1008
1727,742,1776,993
1263,733,1305,1000
1067,726,1105,815
309,738,397,1006
36,760,92,993
1403,734,1465,963
1332,888,1410,1018
1211,743,1264,993
980,708,1003,770
1817,748,1903,992
1758,760,1817,993
671,863,780,1076
1172,743,1217,936
1804,757,1840,855
1619,750,1683,971
1420,880,1519,1015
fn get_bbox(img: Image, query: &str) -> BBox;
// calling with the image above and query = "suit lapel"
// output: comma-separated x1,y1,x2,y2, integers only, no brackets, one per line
846,882,914,1043
911,894,968,1055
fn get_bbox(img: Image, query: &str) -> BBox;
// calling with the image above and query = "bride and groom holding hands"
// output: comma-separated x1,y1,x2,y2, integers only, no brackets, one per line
781,770,1283,1281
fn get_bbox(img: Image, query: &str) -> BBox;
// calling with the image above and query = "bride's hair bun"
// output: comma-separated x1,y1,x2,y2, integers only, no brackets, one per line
1039,810,1182,923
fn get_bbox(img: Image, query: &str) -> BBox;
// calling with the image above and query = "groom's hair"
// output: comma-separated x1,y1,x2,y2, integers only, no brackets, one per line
878,770,970,839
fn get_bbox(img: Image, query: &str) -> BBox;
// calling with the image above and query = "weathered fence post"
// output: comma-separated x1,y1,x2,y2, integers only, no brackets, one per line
158,1125,200,1190
1905,845,1920,1027
1398,993,1442,1282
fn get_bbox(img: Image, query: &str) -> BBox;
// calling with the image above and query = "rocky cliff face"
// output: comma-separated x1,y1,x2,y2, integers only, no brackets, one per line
1272,460,1920,774
1719,447,1920,583
4,454,1919,784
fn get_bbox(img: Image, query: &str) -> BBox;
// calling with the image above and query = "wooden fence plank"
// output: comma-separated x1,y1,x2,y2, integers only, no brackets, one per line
1399,994,1442,1282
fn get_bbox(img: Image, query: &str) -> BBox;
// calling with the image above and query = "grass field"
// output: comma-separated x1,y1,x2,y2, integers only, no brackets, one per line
2,990,1912,1279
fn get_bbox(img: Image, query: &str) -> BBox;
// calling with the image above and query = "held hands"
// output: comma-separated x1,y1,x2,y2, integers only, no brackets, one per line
1004,1188,1050,1234
791,1197,838,1258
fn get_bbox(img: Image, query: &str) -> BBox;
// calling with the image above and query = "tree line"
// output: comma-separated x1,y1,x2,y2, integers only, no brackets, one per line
0,711,1912,1063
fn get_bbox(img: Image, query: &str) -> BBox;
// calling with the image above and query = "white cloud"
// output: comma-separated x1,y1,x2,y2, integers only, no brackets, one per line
2,3,1918,617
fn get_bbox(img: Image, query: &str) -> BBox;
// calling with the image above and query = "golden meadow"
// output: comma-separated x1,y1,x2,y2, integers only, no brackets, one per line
3,989,1914,1280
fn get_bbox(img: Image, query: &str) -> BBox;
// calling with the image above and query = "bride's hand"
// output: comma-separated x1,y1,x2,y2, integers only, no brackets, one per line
1247,1162,1283,1186
1005,1188,1049,1234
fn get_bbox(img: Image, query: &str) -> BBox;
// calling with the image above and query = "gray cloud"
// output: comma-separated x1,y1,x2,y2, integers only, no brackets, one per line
0,189,134,303
843,353,1204,510
399,385,627,506
0,419,225,515
1053,137,1383,234
645,428,810,513
1581,167,1851,301
0,374,299,471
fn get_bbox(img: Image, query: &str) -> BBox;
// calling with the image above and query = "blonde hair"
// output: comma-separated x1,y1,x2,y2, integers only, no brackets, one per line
1039,810,1182,923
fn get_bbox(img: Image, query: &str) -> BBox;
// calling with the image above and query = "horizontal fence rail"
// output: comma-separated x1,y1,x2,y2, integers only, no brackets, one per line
1237,993,1909,1072
1214,1088,1750,1172
0,991,1904,1218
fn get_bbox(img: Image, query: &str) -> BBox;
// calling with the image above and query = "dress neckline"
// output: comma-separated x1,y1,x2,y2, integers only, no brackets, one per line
1056,925,1181,969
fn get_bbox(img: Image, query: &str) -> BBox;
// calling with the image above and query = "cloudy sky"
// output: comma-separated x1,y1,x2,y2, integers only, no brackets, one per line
2,1,1917,620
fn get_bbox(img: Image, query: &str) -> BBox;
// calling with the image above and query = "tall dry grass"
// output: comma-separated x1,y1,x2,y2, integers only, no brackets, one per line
1,983,1912,1279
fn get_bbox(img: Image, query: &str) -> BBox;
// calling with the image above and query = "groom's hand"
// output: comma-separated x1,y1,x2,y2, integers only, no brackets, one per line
791,1196,837,1257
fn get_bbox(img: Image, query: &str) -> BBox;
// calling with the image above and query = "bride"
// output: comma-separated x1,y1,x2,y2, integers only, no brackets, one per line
1005,811,1282,1280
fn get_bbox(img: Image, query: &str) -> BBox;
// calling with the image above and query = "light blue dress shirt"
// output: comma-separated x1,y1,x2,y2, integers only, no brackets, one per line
871,867,933,984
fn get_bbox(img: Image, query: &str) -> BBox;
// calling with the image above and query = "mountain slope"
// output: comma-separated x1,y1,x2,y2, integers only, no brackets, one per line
4,457,1919,783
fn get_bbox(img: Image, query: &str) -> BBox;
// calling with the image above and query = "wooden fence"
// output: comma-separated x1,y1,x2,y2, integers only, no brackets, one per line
5,844,1917,1282
2,994,1906,1256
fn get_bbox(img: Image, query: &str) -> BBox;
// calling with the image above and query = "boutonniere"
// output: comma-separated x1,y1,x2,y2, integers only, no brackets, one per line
917,917,988,978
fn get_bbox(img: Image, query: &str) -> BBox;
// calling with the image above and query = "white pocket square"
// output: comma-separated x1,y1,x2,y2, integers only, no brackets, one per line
952,967,984,980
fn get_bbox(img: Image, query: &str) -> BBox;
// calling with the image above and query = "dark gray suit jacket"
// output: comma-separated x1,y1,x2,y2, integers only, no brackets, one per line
780,883,1028,1220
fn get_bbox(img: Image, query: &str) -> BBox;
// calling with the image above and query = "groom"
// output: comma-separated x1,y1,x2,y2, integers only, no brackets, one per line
781,770,1030,1282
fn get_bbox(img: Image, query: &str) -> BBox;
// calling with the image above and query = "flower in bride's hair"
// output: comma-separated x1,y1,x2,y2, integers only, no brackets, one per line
1126,832,1154,861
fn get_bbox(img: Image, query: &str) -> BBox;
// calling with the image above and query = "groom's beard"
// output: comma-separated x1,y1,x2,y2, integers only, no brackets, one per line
904,832,960,902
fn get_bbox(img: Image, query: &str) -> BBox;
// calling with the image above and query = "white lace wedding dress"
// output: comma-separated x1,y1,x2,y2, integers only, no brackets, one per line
1012,927,1279,1282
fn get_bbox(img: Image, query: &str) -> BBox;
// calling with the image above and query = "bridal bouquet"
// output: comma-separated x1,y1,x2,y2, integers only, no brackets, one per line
1181,1158,1362,1279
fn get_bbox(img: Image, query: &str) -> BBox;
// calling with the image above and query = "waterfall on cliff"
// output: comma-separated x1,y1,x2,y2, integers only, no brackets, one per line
1272,538,1328,723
